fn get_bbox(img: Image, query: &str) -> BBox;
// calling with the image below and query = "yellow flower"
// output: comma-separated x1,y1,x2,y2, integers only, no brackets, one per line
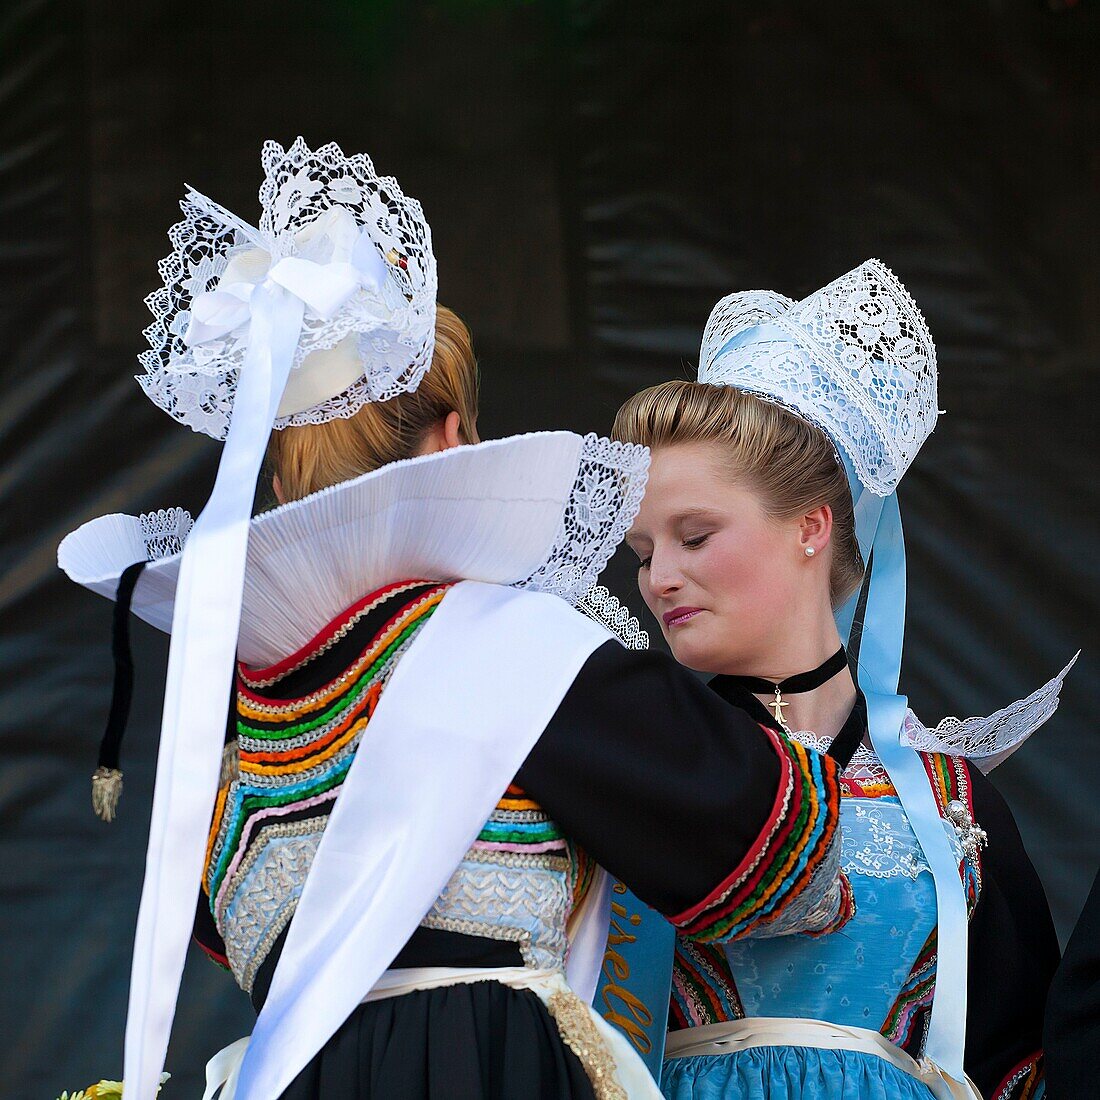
86,1083,123,1099
58,1071,169,1100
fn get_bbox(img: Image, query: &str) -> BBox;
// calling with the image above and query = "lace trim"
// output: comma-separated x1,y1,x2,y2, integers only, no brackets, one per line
786,729,889,788
901,653,1078,772
139,508,193,559
698,259,938,496
516,433,649,606
576,585,649,650
136,137,437,440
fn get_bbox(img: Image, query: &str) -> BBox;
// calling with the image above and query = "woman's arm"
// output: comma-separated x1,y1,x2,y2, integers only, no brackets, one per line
517,640,848,939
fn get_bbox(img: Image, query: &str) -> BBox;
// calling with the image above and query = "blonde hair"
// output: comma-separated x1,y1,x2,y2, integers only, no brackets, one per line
612,380,864,606
269,305,479,501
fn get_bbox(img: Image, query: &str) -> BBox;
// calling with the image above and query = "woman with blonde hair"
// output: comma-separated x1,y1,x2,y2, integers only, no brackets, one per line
611,261,1067,1100
60,141,855,1100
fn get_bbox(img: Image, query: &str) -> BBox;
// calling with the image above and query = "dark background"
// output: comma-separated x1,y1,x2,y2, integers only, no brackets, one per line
3,1,1097,1095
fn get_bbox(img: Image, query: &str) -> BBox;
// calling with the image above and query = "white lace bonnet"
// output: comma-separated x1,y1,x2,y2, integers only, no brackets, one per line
138,136,437,436
696,259,1074,772
699,258,937,497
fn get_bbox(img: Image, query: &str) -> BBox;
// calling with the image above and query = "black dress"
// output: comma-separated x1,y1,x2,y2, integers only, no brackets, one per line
1044,864,1100,1097
194,583,833,1100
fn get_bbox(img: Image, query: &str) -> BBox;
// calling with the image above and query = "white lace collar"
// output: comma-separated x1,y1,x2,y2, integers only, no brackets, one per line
58,431,648,666
786,727,890,788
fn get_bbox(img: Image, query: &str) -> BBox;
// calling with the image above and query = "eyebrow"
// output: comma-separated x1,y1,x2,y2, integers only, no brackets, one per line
671,507,722,522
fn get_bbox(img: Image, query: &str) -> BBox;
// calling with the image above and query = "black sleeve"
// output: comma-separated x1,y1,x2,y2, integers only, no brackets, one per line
516,639,782,919
964,766,1060,1098
1044,865,1100,1098
193,888,230,970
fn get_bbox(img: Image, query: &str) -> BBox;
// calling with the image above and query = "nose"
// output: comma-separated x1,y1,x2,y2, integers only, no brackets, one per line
645,547,683,601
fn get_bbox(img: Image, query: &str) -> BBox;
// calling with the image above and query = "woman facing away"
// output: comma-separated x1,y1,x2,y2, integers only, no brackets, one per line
610,261,1066,1100
59,139,854,1100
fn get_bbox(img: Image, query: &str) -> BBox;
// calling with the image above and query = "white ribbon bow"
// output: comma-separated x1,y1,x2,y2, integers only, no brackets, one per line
184,228,391,347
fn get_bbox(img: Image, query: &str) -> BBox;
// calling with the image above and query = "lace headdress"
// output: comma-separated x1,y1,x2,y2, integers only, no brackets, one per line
699,259,937,497
138,137,437,436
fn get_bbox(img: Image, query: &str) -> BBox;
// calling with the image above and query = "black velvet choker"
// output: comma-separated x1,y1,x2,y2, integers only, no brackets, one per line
724,646,849,731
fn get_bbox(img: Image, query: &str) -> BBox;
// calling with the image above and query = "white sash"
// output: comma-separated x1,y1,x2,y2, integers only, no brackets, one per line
231,580,611,1100
664,1018,982,1100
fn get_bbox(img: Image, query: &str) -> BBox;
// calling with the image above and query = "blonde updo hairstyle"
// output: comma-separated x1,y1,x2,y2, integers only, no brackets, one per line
269,305,479,501
612,380,864,608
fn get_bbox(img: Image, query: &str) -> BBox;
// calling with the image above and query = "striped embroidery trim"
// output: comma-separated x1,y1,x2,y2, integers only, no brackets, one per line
669,727,796,929
237,586,448,713
671,727,842,941
880,925,937,1045
992,1052,1045,1100
670,938,745,1030
205,586,448,900
922,750,982,915
208,757,353,900
237,578,436,688
841,776,896,799
213,795,335,918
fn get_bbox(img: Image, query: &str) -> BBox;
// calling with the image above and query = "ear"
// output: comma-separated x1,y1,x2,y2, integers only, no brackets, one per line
441,409,464,450
798,504,833,555
415,410,468,457
273,474,287,506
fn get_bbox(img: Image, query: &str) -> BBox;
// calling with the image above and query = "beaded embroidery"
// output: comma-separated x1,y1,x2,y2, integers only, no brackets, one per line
202,581,593,992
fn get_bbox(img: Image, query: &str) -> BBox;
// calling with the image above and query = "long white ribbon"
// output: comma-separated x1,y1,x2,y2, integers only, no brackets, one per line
122,282,304,1100
233,582,612,1100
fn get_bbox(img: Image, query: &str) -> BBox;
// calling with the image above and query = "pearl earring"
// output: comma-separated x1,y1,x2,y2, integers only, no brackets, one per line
804,546,816,557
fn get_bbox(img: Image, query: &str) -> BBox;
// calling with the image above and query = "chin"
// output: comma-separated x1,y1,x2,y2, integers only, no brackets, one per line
666,634,724,676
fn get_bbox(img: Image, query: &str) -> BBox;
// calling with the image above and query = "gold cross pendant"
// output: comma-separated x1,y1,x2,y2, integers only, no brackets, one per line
771,688,791,729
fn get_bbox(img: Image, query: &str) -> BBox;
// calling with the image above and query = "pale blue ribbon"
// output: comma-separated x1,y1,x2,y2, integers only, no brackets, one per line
841,459,969,1082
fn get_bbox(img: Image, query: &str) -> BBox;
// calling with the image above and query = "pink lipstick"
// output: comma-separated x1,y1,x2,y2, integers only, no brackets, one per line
663,606,703,628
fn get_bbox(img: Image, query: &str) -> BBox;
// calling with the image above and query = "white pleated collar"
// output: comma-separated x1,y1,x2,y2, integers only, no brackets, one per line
58,431,648,666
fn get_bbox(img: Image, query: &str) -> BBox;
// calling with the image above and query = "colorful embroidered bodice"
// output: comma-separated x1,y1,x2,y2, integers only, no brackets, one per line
201,580,591,992
670,722,983,1059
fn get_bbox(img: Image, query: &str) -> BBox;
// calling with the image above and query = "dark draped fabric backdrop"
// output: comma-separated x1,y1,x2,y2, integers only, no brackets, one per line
2,1,1096,1094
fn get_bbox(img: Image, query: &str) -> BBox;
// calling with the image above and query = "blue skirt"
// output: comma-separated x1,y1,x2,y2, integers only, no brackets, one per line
661,1048,937,1100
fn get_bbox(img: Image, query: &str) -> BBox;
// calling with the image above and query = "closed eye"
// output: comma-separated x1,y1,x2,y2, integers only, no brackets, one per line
683,533,711,550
